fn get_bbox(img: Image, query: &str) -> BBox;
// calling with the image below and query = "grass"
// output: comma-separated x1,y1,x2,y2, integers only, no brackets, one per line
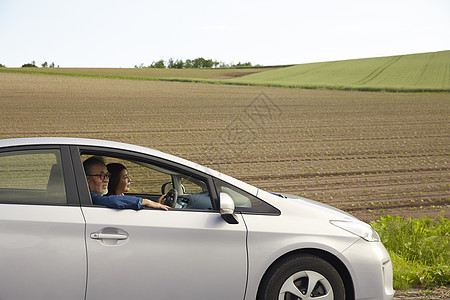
1,51,448,92
371,212,449,290
0,66,270,80
228,50,450,92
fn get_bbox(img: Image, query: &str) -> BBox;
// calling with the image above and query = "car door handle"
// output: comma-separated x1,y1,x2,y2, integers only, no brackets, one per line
90,232,128,240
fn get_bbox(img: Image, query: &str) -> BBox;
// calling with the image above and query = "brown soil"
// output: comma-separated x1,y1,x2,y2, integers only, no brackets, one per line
394,286,449,299
212,67,279,79
0,72,448,223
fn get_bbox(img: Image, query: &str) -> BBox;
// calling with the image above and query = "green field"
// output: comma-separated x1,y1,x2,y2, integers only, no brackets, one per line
0,66,271,81
229,51,450,92
2,50,449,92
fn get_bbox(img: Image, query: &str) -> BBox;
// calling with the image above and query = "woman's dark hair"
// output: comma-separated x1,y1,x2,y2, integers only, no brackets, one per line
106,163,127,195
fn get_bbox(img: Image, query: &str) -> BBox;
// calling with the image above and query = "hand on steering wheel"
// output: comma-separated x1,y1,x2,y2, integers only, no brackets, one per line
164,189,178,208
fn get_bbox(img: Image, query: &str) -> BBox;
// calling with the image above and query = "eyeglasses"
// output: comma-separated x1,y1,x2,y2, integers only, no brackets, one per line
87,172,111,180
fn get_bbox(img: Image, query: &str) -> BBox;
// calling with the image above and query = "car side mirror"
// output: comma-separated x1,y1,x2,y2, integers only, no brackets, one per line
220,192,239,224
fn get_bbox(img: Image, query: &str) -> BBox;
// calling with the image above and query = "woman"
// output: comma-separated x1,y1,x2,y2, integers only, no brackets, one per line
106,163,131,196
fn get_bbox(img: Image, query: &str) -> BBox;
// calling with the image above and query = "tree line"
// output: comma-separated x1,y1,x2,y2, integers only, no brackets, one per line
0,61,60,68
135,58,258,69
20,61,58,68
0,58,257,69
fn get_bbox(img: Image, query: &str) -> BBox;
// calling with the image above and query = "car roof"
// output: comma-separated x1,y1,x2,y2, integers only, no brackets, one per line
0,137,258,195
0,137,186,162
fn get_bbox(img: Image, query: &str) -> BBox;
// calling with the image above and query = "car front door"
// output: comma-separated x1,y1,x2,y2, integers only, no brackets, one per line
72,149,248,300
82,208,247,300
0,147,86,300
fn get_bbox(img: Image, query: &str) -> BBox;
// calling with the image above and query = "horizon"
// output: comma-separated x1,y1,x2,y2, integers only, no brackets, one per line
3,50,448,69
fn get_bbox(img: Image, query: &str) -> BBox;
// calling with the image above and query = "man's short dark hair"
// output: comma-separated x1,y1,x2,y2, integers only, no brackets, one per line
83,156,105,175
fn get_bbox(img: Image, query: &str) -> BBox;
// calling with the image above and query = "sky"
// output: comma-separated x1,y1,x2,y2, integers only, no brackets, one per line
0,0,449,68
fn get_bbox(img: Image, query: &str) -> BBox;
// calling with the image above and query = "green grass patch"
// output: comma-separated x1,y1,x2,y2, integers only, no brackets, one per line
371,212,449,290
228,50,450,92
1,51,449,92
0,67,271,80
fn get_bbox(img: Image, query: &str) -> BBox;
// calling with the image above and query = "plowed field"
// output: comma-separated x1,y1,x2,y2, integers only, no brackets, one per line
1,72,448,222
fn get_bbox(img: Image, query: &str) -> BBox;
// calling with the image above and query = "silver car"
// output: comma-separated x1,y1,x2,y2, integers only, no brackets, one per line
0,137,394,300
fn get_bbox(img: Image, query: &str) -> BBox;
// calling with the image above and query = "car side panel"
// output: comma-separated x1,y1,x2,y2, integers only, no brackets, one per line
0,205,87,300
82,207,247,300
241,213,359,300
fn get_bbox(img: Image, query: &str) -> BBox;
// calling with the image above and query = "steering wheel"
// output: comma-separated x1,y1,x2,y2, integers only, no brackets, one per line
161,181,173,195
164,189,178,208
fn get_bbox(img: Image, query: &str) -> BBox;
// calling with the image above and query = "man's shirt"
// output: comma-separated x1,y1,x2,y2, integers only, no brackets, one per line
90,192,143,209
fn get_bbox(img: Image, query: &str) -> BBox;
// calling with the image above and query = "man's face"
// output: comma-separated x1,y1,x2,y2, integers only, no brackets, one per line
86,163,109,195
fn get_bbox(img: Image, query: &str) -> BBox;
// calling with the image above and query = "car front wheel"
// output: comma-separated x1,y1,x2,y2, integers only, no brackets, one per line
257,254,346,300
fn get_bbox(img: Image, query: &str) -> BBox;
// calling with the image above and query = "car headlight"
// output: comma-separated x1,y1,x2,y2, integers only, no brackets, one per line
330,220,380,242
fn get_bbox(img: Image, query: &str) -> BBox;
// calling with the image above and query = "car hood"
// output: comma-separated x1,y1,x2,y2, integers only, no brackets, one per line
261,190,358,221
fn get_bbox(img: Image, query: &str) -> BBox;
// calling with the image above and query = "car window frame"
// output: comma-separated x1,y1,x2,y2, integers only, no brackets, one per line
70,145,220,211
0,145,79,206
213,178,281,215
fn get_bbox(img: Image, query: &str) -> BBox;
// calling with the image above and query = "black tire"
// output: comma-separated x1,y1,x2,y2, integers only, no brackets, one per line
257,254,346,300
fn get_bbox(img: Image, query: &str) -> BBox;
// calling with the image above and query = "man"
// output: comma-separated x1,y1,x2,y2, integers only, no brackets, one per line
83,156,169,210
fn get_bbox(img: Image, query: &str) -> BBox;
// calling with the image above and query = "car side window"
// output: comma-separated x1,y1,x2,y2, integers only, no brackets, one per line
81,154,214,210
122,160,172,195
0,149,67,205
215,180,279,215
180,176,207,194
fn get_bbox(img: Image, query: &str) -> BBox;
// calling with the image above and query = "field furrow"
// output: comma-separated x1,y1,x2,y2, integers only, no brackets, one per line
1,72,448,222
